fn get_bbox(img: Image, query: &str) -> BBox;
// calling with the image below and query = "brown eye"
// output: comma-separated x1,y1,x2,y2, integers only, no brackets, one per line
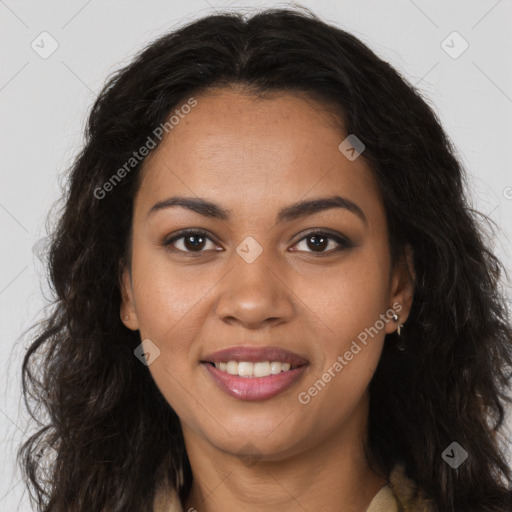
182,233,207,251
305,234,329,252
163,230,218,253
292,231,351,254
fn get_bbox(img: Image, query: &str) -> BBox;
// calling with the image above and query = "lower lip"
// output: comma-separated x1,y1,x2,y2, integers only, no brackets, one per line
202,363,308,401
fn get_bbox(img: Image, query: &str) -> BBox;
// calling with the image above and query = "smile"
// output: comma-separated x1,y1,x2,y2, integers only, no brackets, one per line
202,361,308,401
208,360,300,377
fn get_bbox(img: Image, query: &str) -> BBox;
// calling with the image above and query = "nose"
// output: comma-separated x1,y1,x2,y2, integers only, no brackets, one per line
214,247,295,329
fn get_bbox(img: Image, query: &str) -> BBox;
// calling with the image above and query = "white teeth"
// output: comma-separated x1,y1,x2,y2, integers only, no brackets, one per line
270,361,281,374
226,361,238,375
254,361,270,377
213,361,294,377
238,362,253,377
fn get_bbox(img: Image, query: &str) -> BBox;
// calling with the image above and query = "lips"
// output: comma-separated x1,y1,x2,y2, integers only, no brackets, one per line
200,345,309,401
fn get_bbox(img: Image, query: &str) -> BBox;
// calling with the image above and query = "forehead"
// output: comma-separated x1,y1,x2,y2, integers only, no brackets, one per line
136,89,383,224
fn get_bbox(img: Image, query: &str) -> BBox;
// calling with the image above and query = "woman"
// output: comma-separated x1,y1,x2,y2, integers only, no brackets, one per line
19,7,512,512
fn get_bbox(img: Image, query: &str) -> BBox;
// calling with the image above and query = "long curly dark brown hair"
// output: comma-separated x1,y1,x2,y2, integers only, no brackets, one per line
19,7,512,512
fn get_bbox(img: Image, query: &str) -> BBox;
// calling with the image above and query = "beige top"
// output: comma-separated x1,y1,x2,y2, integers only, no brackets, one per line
153,462,435,512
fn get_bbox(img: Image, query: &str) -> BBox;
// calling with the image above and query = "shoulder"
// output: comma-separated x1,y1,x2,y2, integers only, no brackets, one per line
153,478,184,512
371,462,435,512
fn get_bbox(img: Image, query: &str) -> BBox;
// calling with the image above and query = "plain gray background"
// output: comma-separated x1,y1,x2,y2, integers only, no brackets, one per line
1,0,511,510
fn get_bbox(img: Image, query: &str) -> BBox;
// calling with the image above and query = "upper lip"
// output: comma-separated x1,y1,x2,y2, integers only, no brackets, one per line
201,346,309,366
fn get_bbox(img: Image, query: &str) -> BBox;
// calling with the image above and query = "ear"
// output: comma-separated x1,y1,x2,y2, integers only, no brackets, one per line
384,244,415,334
120,265,140,331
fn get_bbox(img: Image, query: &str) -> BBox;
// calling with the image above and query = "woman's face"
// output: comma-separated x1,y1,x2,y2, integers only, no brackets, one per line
121,88,413,460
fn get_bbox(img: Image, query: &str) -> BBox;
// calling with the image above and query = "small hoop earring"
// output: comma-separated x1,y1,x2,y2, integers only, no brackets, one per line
391,308,406,350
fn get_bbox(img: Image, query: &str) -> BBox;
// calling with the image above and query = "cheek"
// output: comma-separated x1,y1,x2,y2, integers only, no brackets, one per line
130,244,210,340
299,246,390,399
129,252,208,417
310,246,390,347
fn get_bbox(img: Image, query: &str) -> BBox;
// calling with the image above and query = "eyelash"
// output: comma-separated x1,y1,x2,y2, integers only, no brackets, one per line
162,228,352,256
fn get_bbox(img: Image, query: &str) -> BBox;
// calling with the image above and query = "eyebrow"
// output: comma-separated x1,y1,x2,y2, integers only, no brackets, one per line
147,195,367,225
